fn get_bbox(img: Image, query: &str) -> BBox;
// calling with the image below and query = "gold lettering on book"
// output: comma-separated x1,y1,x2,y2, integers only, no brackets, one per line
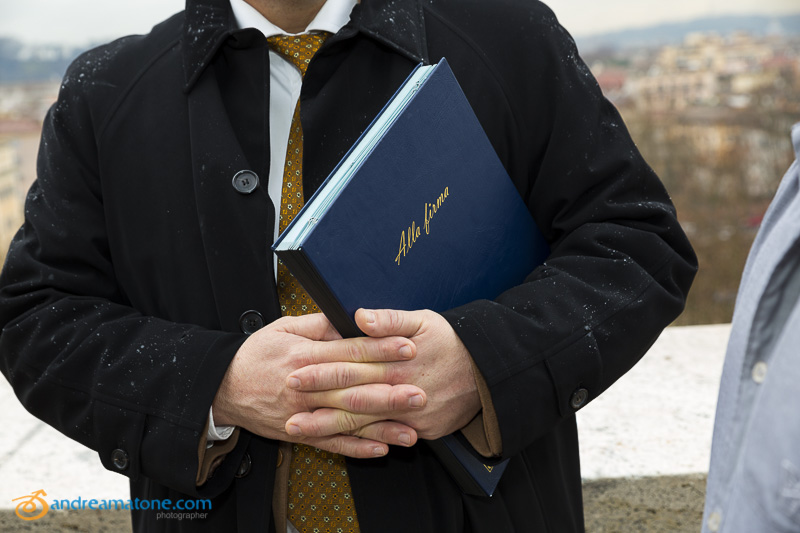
395,186,449,265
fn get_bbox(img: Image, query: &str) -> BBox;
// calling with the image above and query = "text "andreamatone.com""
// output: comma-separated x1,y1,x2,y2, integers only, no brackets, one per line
12,489,212,522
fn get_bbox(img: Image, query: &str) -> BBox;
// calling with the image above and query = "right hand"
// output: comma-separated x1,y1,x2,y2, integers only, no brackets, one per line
212,313,427,458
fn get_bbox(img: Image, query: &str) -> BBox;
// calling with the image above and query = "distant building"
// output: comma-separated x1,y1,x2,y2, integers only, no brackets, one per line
593,66,629,103
0,82,59,122
631,70,719,110
0,119,42,192
0,141,23,261
0,118,42,262
624,32,798,112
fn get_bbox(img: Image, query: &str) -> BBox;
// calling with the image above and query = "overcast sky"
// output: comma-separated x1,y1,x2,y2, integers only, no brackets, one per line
0,0,798,46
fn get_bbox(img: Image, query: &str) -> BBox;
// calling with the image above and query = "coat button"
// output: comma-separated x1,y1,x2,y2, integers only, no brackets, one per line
707,510,722,531
276,449,283,467
111,449,129,471
235,453,252,478
239,310,265,334
569,388,589,411
232,170,259,194
751,361,767,384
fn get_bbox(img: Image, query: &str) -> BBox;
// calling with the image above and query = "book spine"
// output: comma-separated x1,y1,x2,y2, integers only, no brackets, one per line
275,248,363,338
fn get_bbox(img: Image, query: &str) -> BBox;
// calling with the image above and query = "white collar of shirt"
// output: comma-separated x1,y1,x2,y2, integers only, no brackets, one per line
229,0,358,37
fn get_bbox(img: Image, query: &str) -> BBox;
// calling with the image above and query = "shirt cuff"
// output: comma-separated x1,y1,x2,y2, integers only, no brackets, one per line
207,406,236,443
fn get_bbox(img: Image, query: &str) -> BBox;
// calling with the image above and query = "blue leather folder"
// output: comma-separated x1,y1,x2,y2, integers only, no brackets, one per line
273,58,549,496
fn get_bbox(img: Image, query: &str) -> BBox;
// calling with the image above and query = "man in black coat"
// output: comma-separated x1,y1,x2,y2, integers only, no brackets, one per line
0,0,697,531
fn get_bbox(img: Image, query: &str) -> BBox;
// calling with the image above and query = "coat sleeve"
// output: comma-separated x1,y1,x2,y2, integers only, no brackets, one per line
0,57,245,498
440,5,698,459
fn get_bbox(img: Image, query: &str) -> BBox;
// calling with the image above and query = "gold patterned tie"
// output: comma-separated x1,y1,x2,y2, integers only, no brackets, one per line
267,33,361,533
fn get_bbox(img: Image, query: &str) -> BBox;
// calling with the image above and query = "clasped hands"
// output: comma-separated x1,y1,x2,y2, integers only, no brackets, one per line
212,309,482,459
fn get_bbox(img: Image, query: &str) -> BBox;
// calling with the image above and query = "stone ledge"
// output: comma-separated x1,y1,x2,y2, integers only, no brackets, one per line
577,324,730,480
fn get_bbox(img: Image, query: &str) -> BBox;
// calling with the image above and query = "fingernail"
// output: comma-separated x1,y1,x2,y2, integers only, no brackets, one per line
287,377,301,389
286,424,302,436
398,433,411,446
399,345,413,359
364,310,376,324
373,446,387,456
409,394,424,408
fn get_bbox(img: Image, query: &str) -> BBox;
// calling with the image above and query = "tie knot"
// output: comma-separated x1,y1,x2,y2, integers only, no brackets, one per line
267,32,330,77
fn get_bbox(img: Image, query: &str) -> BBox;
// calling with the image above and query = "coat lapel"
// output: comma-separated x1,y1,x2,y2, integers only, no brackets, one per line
182,0,233,91
187,66,281,332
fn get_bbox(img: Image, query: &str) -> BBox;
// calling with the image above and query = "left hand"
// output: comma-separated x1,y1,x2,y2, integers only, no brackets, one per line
284,308,482,440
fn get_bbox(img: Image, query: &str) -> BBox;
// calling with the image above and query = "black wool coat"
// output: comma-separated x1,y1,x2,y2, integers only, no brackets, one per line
0,0,697,531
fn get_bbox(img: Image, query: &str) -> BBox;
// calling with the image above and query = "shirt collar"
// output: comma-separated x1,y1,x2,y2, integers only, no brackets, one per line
229,0,357,38
182,0,428,91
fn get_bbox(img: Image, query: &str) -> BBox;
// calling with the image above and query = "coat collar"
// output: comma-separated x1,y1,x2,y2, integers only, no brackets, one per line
349,0,428,64
182,0,428,91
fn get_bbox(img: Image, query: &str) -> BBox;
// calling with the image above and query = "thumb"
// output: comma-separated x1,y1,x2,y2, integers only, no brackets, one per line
275,312,342,341
355,308,424,338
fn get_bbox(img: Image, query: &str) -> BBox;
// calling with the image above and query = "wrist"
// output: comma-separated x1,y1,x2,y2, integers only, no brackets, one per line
211,369,238,427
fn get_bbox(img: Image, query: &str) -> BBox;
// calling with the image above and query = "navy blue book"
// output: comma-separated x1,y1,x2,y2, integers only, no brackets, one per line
272,59,549,496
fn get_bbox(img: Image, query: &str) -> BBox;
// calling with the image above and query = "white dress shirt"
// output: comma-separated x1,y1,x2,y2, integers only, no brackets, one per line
215,7,360,532
207,0,357,443
230,0,358,253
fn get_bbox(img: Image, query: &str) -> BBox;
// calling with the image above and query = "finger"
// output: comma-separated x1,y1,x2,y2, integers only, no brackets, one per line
348,421,418,447
301,383,427,415
287,361,406,391
286,386,426,437
355,308,425,339
273,312,342,342
303,434,389,459
286,409,383,438
306,335,415,365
